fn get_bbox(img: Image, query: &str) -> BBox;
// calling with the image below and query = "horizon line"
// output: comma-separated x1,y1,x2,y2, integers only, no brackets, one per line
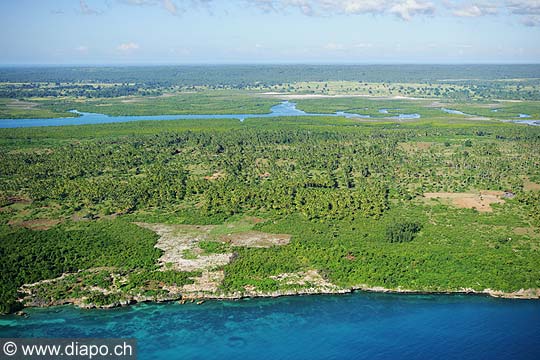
2,62,540,68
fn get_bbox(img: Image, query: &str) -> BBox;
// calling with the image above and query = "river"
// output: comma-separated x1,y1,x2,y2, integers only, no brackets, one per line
0,101,420,128
1,102,537,128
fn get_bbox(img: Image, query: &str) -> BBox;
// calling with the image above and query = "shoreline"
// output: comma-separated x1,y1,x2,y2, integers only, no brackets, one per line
11,285,540,316
189,285,540,302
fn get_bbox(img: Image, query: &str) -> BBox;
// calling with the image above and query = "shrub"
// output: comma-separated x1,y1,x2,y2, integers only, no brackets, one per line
386,222,422,243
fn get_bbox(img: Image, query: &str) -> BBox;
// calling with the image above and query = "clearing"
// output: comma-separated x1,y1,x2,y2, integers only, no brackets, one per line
135,219,292,295
134,223,233,272
135,221,292,271
221,231,290,248
523,177,540,191
423,191,505,212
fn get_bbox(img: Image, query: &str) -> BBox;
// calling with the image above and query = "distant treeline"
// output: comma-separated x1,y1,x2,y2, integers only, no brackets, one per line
0,83,161,98
1,65,540,87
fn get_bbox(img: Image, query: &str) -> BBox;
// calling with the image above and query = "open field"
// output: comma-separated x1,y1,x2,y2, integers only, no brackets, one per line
0,98,77,119
423,191,506,212
0,90,282,118
262,80,540,100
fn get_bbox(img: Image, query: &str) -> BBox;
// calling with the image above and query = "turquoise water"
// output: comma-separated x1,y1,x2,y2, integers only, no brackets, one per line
0,102,421,128
1,293,539,359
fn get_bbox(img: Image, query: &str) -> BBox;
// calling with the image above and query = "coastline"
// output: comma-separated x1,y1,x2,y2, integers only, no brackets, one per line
188,285,540,302
13,284,540,315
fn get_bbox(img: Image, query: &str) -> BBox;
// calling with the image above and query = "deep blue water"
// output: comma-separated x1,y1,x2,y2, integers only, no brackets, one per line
1,293,539,360
0,102,421,128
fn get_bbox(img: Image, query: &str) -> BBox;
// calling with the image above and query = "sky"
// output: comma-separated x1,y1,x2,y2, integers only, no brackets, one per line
0,0,539,65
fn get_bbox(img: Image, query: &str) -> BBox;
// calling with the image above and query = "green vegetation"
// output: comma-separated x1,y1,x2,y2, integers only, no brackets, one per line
292,96,540,120
1,65,539,314
0,90,280,119
198,241,231,254
2,65,539,88
0,98,76,119
1,113,539,311
21,267,198,309
0,220,162,313
1,65,539,120
386,222,422,243
35,90,280,117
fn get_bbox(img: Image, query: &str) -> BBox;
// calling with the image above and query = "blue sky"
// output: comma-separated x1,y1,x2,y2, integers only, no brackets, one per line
1,0,539,64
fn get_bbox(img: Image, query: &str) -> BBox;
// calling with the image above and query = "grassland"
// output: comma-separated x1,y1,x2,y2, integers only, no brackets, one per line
0,98,77,119
0,68,539,121
0,90,282,119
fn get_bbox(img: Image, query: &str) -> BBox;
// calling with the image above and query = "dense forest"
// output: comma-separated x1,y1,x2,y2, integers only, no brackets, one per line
2,65,540,86
0,82,162,98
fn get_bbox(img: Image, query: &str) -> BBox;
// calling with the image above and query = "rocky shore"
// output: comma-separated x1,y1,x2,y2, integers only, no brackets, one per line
18,283,540,313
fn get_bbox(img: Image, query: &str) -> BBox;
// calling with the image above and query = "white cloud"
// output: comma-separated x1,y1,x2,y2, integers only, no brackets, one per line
74,0,540,26
247,0,436,20
521,14,540,25
117,42,140,51
333,0,387,15
447,2,499,17
453,5,483,17
452,5,484,17
506,0,540,15
389,0,435,20
506,0,540,25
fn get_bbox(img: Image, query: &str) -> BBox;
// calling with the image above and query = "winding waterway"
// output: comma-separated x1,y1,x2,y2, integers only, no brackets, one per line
0,101,538,128
0,101,421,128
1,293,539,359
